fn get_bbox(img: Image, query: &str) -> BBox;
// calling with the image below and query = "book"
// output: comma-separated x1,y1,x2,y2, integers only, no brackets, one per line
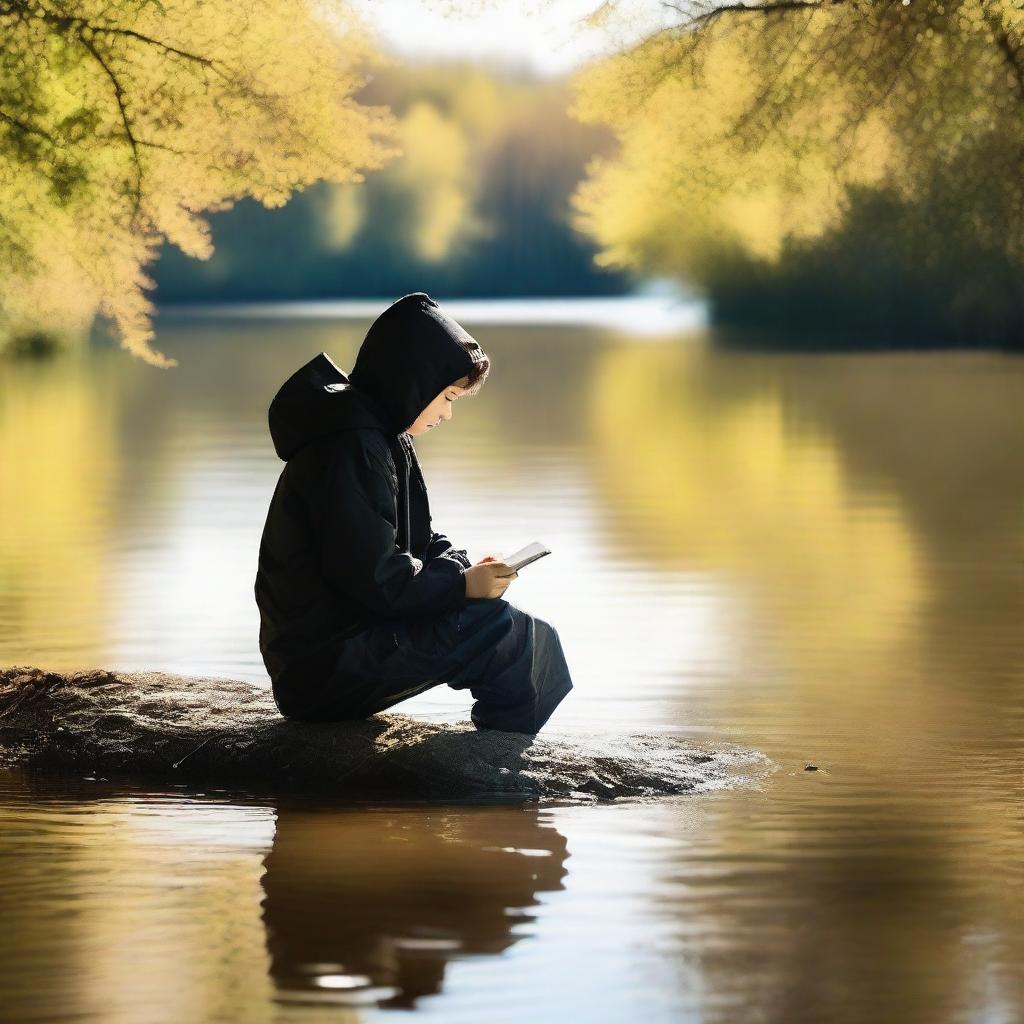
500,541,551,573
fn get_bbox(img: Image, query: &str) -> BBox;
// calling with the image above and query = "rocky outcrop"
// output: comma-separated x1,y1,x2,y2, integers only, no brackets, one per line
0,666,769,801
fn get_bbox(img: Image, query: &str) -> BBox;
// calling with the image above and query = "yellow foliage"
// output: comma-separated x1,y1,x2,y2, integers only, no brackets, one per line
388,99,485,262
316,182,367,253
0,0,401,365
567,0,1024,281
448,67,508,148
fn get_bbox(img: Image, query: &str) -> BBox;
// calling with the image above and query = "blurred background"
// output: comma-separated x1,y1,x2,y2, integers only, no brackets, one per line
1,1,1023,1022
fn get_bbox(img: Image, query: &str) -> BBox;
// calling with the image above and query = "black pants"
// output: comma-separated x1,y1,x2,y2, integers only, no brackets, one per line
308,598,573,734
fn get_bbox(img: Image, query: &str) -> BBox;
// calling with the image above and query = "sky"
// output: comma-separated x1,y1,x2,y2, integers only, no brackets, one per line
346,0,670,78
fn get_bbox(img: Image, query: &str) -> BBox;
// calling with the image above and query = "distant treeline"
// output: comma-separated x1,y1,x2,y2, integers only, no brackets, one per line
152,61,636,302
707,184,1024,352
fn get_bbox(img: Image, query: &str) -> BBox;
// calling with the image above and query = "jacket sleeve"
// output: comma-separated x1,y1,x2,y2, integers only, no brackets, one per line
320,439,467,616
426,529,473,569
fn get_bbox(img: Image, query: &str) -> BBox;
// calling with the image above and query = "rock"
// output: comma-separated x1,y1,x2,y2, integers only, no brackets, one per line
0,665,770,801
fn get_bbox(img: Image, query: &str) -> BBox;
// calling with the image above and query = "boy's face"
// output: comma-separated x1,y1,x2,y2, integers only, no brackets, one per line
405,375,471,436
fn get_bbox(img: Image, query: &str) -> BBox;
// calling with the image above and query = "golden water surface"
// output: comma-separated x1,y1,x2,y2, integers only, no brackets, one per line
1,305,1022,1022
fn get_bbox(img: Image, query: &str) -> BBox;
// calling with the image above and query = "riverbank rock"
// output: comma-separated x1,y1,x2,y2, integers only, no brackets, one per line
0,666,769,801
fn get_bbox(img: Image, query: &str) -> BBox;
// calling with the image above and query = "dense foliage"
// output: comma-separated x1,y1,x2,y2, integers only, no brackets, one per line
0,0,397,364
568,0,1024,346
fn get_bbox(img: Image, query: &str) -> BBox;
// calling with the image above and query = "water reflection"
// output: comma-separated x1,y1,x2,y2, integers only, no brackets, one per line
1,306,1023,1021
648,782,1024,1024
0,357,120,666
588,342,925,687
260,804,568,1009
0,769,277,1024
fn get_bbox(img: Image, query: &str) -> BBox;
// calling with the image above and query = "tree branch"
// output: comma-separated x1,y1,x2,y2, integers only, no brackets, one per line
662,0,845,32
832,31,915,161
94,131,199,157
75,31,144,225
722,7,816,145
0,1,233,82
0,107,55,143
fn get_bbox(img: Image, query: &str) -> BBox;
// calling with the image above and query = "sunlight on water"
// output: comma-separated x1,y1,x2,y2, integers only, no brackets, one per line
161,289,707,335
1,302,1023,1021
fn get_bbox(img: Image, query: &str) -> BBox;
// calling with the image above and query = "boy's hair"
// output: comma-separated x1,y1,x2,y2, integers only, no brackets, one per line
459,343,490,395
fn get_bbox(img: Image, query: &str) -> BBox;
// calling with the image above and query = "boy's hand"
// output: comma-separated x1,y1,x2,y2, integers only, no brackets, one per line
479,553,517,576
465,555,518,599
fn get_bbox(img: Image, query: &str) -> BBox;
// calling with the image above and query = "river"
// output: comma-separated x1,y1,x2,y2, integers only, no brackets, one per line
0,298,1021,1022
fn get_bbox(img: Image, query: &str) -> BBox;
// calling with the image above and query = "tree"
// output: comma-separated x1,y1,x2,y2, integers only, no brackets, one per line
0,0,399,365
567,0,1024,317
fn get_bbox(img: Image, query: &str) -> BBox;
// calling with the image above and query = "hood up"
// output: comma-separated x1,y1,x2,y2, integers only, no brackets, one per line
348,292,481,434
267,293,481,462
268,352,388,462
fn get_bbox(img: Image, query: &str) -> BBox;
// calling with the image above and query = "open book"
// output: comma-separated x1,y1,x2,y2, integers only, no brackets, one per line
500,541,552,573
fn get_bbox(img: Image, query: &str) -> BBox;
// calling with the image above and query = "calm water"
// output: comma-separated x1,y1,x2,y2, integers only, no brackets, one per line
1,300,1022,1022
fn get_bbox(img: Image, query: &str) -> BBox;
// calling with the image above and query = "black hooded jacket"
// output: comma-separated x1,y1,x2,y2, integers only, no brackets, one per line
255,292,481,714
